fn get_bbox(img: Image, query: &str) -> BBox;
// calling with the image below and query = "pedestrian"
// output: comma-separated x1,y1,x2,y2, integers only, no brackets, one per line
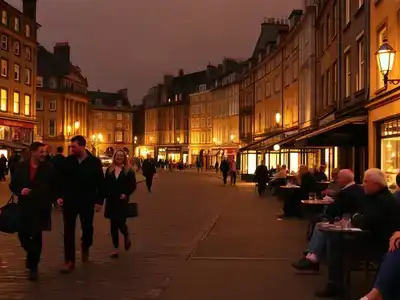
230,158,237,185
8,151,21,178
220,158,229,186
0,154,7,181
51,146,66,173
255,160,269,197
57,135,104,274
142,154,156,192
103,150,136,258
9,142,60,281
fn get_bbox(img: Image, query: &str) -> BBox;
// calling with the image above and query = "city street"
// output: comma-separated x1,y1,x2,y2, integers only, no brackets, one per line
0,171,326,300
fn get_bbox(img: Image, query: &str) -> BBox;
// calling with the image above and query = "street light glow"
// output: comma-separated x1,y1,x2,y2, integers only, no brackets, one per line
74,121,80,130
273,144,280,151
376,38,396,77
275,112,281,125
97,133,103,141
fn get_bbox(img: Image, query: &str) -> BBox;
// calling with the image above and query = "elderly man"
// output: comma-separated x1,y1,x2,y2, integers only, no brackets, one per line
314,168,400,298
292,169,364,273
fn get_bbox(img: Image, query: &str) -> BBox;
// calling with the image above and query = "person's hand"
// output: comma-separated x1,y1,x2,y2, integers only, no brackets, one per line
120,194,127,200
56,198,63,206
94,204,102,212
389,231,400,251
21,188,31,196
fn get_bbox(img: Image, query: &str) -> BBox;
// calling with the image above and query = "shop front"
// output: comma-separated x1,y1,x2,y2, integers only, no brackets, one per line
368,102,400,188
157,146,189,163
0,119,34,156
189,147,212,168
296,115,368,183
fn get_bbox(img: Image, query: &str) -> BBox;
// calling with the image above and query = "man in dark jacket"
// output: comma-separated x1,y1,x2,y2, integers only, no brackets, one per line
292,169,364,271
315,168,400,298
51,146,66,174
57,136,104,273
9,142,60,281
255,161,269,197
142,154,156,192
220,158,230,186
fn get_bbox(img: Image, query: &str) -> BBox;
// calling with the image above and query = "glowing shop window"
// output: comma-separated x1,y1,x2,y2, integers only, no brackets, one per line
334,147,339,169
270,153,278,169
381,137,400,188
264,153,269,166
290,152,299,173
248,153,257,174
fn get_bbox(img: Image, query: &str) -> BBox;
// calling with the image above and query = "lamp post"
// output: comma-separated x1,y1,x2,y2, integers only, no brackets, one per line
275,112,281,127
74,121,80,134
376,38,399,86
134,136,137,156
230,134,234,143
91,133,103,156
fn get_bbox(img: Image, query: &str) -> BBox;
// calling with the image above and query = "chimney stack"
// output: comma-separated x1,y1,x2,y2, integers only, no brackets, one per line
22,0,37,21
54,42,70,63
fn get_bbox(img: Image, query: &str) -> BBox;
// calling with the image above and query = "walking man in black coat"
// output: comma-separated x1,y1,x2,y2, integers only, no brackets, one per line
142,154,156,192
9,142,60,281
57,136,104,273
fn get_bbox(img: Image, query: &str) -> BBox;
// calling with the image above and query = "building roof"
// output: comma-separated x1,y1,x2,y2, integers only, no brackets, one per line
88,90,132,112
37,45,88,86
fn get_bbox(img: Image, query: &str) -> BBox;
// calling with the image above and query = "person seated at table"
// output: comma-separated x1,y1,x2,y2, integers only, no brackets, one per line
314,165,328,182
292,169,363,271
393,173,400,205
278,165,316,219
314,168,400,298
359,247,400,300
268,164,287,190
323,168,341,198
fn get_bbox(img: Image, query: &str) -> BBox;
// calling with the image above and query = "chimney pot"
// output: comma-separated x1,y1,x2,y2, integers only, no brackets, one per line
22,0,37,21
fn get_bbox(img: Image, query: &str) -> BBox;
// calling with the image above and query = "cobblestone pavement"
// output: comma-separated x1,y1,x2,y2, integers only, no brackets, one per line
0,171,361,300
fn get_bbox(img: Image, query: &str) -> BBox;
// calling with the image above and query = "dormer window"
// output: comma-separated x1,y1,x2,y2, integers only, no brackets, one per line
49,77,57,89
95,98,102,105
116,100,122,107
198,84,207,92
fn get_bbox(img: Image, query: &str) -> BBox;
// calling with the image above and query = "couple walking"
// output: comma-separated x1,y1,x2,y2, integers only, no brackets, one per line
9,136,136,281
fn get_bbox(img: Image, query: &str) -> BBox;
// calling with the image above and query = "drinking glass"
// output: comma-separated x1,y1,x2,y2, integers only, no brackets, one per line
308,192,316,200
341,214,351,229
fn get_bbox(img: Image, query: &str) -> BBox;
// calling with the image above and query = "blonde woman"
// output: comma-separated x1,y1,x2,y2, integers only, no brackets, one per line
104,150,137,258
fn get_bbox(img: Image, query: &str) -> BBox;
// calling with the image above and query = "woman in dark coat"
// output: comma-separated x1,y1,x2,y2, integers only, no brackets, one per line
104,150,137,258
9,142,60,281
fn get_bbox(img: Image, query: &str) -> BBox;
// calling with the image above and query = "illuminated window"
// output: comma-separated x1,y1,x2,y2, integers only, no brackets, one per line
25,24,31,38
1,10,7,25
13,92,19,113
24,94,30,115
344,51,351,97
0,89,7,111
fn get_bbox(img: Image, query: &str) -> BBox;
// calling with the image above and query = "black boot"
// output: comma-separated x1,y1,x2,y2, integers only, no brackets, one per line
28,269,38,281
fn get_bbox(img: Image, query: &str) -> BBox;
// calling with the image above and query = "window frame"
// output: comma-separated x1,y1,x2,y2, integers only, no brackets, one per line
13,91,20,114
24,94,30,116
0,88,7,112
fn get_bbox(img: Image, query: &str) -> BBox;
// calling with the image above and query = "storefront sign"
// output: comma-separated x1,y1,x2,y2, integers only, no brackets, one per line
166,147,181,152
0,119,34,129
319,113,335,127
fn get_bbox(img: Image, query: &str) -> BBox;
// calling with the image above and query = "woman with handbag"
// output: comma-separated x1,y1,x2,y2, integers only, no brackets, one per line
104,150,137,258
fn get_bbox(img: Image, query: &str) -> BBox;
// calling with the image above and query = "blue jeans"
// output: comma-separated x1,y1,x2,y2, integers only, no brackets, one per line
373,248,400,299
307,226,328,260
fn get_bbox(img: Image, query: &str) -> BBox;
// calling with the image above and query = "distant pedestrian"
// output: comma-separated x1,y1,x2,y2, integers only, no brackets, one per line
255,161,269,197
51,146,66,174
0,154,7,181
215,161,219,174
220,158,229,186
9,142,60,281
57,135,104,274
142,154,156,192
230,158,237,185
103,150,136,258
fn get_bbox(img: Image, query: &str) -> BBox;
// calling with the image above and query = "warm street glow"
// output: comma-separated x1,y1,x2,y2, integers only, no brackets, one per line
230,134,234,141
273,144,280,151
177,137,180,143
97,133,103,141
74,120,80,130
376,38,396,77
275,112,281,124
67,125,72,133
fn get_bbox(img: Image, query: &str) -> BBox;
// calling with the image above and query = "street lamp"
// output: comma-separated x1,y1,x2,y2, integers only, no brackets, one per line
376,38,399,86
230,134,234,142
275,112,281,126
91,133,103,156
66,125,72,137
74,121,80,134
273,144,280,151
177,137,180,143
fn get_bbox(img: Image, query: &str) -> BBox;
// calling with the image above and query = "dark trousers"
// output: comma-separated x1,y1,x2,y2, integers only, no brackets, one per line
230,172,237,184
110,219,128,248
222,171,228,184
145,175,153,191
63,205,94,263
258,182,267,196
19,231,42,270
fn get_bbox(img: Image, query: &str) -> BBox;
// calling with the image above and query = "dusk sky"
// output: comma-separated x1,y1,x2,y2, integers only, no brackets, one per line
10,0,302,103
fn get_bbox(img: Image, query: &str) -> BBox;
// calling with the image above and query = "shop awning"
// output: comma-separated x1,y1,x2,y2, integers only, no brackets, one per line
240,130,284,151
0,141,28,149
296,116,367,147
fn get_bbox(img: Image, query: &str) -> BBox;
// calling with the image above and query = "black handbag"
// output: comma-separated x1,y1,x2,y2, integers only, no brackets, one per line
126,202,138,218
0,195,20,233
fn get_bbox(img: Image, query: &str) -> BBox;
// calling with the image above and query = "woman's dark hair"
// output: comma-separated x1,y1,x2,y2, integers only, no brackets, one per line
29,142,45,151
396,173,400,188
71,135,86,147
57,146,64,153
